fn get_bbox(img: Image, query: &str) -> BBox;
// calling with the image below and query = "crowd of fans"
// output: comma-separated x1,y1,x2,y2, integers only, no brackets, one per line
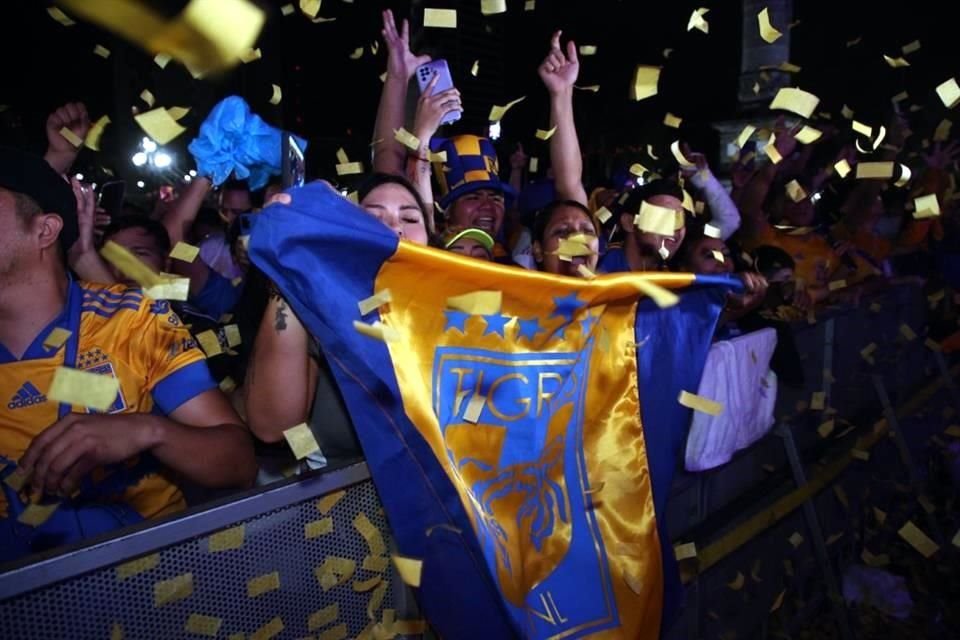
1,8,958,564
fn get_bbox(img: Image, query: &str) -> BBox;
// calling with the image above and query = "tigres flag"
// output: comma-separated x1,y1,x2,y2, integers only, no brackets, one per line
250,182,731,639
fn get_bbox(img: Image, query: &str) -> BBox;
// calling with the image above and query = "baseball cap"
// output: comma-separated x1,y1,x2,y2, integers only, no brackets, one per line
0,146,78,251
441,226,495,253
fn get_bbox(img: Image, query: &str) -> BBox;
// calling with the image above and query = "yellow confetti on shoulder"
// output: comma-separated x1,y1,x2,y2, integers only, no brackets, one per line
446,290,501,315
392,555,423,587
209,524,245,552
154,573,194,607
48,367,120,412
317,490,346,514
630,65,660,101
43,327,72,351
185,614,223,637
116,553,160,580
678,390,722,415
169,241,200,263
269,84,283,105
424,8,457,28
284,422,321,459
250,616,284,640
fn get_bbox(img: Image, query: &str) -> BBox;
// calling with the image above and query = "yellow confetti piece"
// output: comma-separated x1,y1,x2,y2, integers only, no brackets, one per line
763,139,782,164
196,330,223,357
317,490,345,514
914,194,940,219
635,278,679,309
686,8,710,33
355,512,387,556
630,65,661,101
223,324,242,348
269,84,283,105
315,556,357,591
358,290,392,316
428,150,447,163
575,84,600,93
219,376,237,394
393,127,420,151
55,126,83,149
925,338,941,352
318,623,348,640
154,573,194,607
788,531,804,548
809,391,826,411
700,224,720,240
208,524,245,552
862,549,890,567
247,571,280,598
856,162,894,179
281,4,295,16
185,614,223,637
110,622,124,640
829,159,851,179
901,39,921,55
933,118,953,143
48,366,120,412
43,327,72,351
299,0,321,18
116,553,160,580
528,157,539,173
144,274,190,301
946,425,960,437
899,324,918,341
873,507,887,525
363,555,390,573
918,494,936,514
726,571,745,591
353,320,400,343
309,603,339,630
674,542,697,561
524,0,535,10
335,147,350,165
670,140,695,168
424,8,457,29
595,206,613,224
446,291,501,315
250,616,284,640
952,528,960,549
17,502,60,527
860,343,877,364
336,162,364,176
139,89,156,108
488,96,526,123
93,44,112,59
166,106,191,122
635,201,677,235
305,518,334,539
576,264,596,279
883,54,910,68
535,126,558,140
134,108,186,145
48,7,76,26
851,449,870,461
757,7,782,43
785,180,807,203
769,87,820,119
283,422,321,460
348,47,364,60
353,575,383,592
392,555,422,588
663,113,683,128
769,589,786,612
710,250,725,264
169,241,200,263
828,279,846,292
240,47,262,63
578,45,598,56
463,393,486,424
736,125,756,149
936,77,960,109
893,163,913,188
82,114,111,152
852,120,872,138
678,390,722,416
393,620,428,636
898,521,939,558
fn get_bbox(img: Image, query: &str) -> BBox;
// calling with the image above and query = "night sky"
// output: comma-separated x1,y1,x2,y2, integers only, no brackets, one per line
0,1,955,196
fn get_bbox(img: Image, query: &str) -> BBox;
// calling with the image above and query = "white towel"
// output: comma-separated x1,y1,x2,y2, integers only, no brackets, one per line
684,328,778,471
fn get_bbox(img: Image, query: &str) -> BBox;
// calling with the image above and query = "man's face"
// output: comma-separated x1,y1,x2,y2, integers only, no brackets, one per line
447,237,492,261
448,189,505,236
0,189,34,283
105,226,167,283
220,188,252,225
684,237,733,275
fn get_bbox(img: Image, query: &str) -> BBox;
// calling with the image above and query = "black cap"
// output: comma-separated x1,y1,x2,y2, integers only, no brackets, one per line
0,147,78,251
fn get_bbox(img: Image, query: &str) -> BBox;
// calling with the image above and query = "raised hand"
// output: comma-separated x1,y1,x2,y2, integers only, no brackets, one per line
382,9,431,81
923,141,960,170
412,72,462,143
46,102,90,155
679,143,710,177
538,30,579,96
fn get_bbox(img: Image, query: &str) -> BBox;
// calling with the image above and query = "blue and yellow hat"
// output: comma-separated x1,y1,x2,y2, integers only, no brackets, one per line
430,134,517,210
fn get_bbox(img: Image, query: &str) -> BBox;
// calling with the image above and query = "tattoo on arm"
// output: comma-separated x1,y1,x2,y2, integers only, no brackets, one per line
274,301,288,332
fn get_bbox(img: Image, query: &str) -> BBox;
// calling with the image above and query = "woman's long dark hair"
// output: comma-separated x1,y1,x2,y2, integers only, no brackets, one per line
357,172,436,238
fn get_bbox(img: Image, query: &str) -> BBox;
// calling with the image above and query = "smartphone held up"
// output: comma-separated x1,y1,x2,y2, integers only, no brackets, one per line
415,59,461,126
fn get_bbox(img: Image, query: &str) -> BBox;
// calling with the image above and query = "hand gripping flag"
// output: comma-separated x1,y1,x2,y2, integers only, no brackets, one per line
249,182,733,639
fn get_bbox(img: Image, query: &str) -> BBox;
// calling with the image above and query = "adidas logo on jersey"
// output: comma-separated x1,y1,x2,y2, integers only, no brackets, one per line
8,381,46,409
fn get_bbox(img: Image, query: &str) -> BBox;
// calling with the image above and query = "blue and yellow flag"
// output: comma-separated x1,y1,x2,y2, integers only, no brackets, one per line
249,183,731,639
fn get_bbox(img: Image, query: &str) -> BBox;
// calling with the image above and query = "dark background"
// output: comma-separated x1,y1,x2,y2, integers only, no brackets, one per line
0,1,955,195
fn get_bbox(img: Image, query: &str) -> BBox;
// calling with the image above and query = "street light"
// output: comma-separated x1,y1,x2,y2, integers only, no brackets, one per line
132,152,148,167
153,152,172,168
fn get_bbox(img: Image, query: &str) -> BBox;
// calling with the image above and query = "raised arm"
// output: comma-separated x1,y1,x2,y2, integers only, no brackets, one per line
244,292,319,443
538,31,587,205
43,102,91,175
67,178,116,283
159,175,215,296
734,124,798,237
681,147,741,240
373,9,431,176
